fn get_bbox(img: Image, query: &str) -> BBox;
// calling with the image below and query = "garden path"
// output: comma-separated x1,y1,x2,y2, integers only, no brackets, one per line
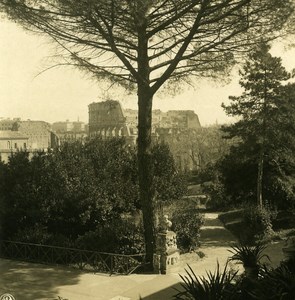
169,212,239,277
200,212,237,246
0,213,285,300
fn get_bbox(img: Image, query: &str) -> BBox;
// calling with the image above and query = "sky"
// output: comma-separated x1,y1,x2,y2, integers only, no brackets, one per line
1,20,295,126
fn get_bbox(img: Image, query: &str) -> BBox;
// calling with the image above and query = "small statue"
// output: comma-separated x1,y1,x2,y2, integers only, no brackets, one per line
159,214,172,232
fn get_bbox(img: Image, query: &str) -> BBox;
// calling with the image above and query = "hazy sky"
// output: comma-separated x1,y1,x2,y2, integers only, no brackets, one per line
1,20,295,126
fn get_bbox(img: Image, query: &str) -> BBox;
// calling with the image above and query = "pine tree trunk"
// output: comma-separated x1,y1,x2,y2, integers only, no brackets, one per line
137,20,156,270
257,68,267,208
137,87,156,270
257,147,264,208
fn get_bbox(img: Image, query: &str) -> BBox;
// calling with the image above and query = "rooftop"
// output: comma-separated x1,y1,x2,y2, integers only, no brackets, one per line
0,130,28,139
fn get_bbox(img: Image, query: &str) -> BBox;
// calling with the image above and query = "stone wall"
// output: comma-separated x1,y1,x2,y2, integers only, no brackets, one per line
88,100,131,139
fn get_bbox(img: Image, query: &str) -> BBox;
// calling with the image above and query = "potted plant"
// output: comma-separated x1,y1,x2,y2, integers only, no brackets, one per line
228,244,270,280
175,261,239,299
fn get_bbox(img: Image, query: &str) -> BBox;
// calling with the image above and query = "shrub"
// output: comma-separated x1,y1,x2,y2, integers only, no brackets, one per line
239,205,276,245
202,180,231,210
172,209,204,252
76,215,144,254
113,215,145,254
13,224,52,244
250,262,295,300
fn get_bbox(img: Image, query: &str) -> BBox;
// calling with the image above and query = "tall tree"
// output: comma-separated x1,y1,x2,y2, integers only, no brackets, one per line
0,0,292,267
222,43,292,207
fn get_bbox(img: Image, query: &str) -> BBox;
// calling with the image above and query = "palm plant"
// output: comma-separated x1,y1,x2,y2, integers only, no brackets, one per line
250,263,295,299
228,244,270,280
174,261,239,300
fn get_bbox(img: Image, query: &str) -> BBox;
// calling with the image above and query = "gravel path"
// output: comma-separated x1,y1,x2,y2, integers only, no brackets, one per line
170,212,239,278
0,213,285,299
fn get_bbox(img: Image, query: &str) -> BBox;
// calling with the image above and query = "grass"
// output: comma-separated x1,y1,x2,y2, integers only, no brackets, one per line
218,209,295,244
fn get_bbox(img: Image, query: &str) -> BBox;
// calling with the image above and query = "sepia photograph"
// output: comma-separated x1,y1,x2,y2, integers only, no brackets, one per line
0,1,295,299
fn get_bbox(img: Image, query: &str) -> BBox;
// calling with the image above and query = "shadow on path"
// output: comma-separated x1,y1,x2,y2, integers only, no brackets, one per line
0,259,81,300
200,213,237,247
141,282,183,300
0,213,242,300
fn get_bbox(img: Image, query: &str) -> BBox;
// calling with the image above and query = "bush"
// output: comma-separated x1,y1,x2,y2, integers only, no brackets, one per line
13,224,52,244
13,225,74,248
76,214,145,254
250,260,295,300
240,205,276,245
202,180,231,210
172,209,204,252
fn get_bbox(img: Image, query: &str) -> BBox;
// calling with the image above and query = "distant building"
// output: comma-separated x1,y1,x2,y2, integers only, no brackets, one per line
0,130,29,162
88,100,135,144
124,109,138,135
73,121,86,132
0,118,59,162
51,120,87,144
88,100,202,170
52,120,74,133
162,110,201,129
124,109,201,133
13,120,53,150
0,118,21,131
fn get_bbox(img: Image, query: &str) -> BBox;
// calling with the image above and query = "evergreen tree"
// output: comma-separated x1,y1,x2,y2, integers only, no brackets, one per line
222,43,295,208
1,0,292,266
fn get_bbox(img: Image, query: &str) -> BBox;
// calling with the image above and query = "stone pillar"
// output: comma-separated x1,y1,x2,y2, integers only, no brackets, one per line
153,215,180,274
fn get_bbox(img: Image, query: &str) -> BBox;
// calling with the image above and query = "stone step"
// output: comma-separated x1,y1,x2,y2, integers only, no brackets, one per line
200,227,235,239
203,218,224,227
199,213,237,247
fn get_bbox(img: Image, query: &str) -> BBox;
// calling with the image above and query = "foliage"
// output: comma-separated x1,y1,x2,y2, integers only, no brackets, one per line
171,209,204,252
220,206,276,245
240,205,276,244
250,260,295,300
1,0,292,267
176,251,295,300
193,126,233,171
219,146,259,205
84,137,139,212
174,261,239,300
161,126,232,173
75,213,145,254
228,244,269,271
221,43,295,209
0,151,45,238
13,224,53,245
1,1,291,90
151,143,188,203
202,179,231,210
0,138,185,255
